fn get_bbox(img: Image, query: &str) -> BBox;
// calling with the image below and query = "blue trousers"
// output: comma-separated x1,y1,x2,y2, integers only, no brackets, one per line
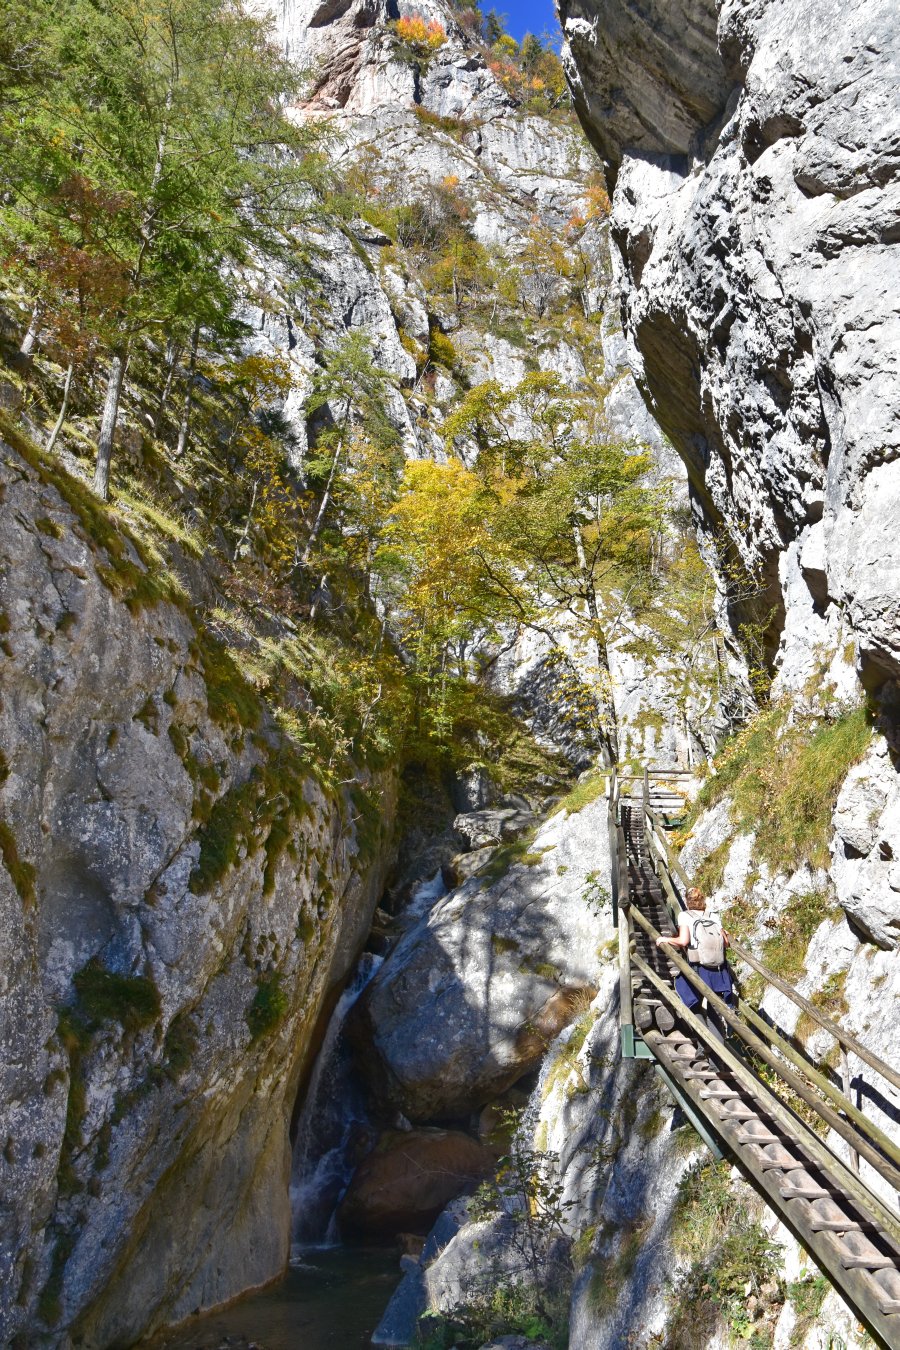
675,963,735,1011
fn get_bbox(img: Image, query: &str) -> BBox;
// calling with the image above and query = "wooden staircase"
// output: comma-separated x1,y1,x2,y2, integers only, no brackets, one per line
608,766,900,1348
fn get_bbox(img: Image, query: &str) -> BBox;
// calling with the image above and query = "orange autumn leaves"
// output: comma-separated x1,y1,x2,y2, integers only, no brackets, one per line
393,14,448,53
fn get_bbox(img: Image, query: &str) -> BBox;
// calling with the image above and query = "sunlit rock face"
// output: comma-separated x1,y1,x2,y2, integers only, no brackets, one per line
559,0,900,694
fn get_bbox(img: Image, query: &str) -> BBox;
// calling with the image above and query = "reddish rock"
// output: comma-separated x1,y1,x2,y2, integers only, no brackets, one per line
338,1128,494,1240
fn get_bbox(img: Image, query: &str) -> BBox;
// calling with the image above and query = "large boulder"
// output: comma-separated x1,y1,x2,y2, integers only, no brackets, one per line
453,807,537,851
338,1129,494,1239
350,793,612,1121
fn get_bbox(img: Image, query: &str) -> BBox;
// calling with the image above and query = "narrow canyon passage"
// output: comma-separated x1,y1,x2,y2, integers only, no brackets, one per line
0,0,897,1346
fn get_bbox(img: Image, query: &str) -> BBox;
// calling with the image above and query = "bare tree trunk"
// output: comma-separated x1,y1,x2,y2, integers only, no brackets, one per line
46,363,74,455
20,302,43,356
573,521,619,764
232,478,258,562
300,430,346,567
151,339,180,430
93,349,127,500
309,573,328,622
175,323,199,458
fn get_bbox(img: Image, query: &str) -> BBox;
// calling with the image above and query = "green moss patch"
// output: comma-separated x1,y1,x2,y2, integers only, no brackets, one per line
246,971,288,1040
36,1229,75,1326
163,1012,199,1079
0,820,36,908
73,960,161,1034
193,632,262,732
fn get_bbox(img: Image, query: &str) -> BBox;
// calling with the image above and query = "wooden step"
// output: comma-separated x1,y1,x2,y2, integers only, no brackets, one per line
712,1101,758,1122
834,1232,896,1272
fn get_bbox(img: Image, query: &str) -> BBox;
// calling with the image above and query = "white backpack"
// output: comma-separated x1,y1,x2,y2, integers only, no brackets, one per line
688,913,725,967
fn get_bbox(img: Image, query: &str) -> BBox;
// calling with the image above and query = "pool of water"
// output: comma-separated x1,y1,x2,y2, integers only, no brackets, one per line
155,1248,400,1350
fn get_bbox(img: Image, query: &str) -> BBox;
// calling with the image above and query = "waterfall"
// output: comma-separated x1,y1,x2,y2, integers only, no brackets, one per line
289,952,383,1253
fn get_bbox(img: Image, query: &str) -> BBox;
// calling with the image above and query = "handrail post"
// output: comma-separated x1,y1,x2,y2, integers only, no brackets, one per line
608,764,619,928
618,895,634,1057
841,1048,860,1175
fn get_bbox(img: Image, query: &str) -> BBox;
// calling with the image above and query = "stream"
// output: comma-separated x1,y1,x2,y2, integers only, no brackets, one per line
155,1248,399,1350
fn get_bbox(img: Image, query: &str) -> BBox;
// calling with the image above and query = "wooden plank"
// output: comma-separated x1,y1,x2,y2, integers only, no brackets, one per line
737,999,900,1175
654,1062,724,1159
644,808,692,887
644,1027,900,1350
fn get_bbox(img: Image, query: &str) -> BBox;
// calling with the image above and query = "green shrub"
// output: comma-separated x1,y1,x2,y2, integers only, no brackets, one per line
359,201,400,241
73,961,161,1033
667,1160,785,1346
36,1230,75,1326
695,837,731,895
693,703,872,872
428,326,461,373
246,971,288,1040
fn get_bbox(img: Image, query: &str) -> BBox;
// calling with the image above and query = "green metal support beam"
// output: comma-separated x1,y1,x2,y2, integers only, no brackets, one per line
653,1063,724,1159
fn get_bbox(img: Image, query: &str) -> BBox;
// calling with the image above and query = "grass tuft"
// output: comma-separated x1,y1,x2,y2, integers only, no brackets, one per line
550,769,606,819
0,820,37,907
693,703,872,873
760,890,839,982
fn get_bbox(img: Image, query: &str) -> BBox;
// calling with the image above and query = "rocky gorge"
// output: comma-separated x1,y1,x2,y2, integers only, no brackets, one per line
0,0,898,1348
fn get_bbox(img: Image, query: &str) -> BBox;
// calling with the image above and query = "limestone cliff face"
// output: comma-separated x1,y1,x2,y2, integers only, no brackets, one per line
255,0,715,766
531,5,900,1345
0,440,395,1345
559,0,899,697
559,0,900,972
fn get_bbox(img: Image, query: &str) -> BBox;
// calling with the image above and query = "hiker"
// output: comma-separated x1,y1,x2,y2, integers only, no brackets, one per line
655,886,735,1036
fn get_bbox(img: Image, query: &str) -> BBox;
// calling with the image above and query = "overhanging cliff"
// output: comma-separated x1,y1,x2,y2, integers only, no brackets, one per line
559,0,900,694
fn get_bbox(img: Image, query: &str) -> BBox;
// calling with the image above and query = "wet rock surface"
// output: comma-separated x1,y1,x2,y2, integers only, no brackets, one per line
338,1128,494,1239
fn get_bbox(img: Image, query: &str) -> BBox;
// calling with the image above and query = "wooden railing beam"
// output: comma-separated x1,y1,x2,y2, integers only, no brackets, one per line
630,908,900,1206
630,945,900,1254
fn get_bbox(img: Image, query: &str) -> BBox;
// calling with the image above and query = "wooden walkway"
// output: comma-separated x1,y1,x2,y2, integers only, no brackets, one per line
608,767,900,1348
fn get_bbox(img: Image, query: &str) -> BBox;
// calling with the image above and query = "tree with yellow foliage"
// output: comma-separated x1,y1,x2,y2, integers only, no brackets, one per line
444,372,669,762
376,458,518,735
